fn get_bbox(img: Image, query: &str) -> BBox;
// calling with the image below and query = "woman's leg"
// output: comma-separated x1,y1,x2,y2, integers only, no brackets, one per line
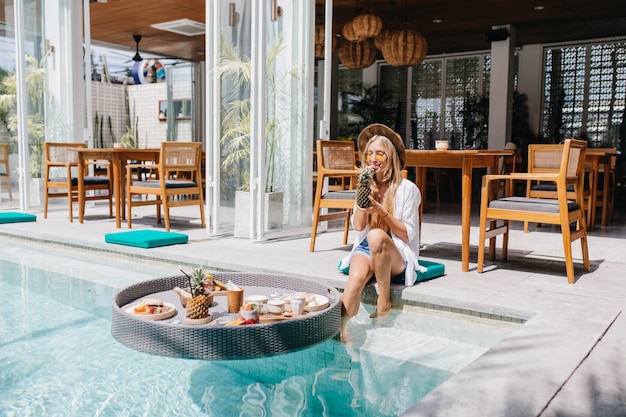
341,253,373,318
367,229,405,317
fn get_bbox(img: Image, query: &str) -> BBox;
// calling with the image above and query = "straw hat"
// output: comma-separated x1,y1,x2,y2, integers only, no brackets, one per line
357,123,406,168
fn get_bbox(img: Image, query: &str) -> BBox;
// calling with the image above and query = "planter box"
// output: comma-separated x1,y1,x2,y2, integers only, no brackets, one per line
234,190,283,238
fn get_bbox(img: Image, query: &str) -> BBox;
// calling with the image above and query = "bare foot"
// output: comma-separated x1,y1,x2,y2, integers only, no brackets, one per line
370,301,392,319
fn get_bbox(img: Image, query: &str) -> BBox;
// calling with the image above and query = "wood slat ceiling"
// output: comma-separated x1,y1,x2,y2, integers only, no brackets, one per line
7,0,626,62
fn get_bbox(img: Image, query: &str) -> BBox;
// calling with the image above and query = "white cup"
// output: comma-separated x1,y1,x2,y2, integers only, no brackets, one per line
290,296,306,315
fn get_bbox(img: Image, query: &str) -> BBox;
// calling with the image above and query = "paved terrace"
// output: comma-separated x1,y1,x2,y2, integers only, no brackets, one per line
1,201,625,417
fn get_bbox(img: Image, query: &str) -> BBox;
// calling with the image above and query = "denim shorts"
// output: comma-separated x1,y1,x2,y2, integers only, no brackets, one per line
353,238,407,283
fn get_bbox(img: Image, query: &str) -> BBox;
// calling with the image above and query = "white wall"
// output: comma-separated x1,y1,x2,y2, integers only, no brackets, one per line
90,81,168,148
127,82,168,148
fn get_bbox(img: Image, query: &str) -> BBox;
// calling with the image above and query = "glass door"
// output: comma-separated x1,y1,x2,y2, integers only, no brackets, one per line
207,0,313,239
166,63,194,142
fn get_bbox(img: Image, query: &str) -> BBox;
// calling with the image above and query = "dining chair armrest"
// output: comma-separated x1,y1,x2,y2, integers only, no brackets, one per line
320,168,360,176
47,161,76,168
126,162,156,171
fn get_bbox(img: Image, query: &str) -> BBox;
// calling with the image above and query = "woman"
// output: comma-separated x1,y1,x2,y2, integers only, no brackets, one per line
339,124,422,319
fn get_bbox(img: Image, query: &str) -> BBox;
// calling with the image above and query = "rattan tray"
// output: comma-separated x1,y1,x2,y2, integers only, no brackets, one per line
111,272,341,360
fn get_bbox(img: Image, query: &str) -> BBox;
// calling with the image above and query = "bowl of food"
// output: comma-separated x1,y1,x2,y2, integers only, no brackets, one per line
244,295,268,305
267,299,285,314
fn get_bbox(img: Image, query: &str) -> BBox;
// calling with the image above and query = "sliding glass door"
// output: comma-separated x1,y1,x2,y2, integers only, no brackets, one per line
206,0,313,239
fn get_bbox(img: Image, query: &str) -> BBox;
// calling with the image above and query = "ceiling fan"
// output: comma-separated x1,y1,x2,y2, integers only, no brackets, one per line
132,34,143,62
128,34,183,63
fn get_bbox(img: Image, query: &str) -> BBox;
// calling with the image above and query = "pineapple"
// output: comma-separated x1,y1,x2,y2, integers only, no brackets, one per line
356,167,374,208
185,267,212,319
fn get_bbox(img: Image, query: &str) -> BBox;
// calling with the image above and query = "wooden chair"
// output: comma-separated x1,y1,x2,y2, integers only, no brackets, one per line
126,141,205,231
310,140,360,252
477,139,590,284
523,142,592,232
43,142,113,222
592,148,617,227
0,143,12,201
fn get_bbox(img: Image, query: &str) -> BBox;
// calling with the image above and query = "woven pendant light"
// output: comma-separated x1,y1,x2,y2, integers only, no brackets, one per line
352,11,382,38
338,38,376,69
315,43,324,59
342,19,366,42
381,23,428,67
315,23,325,46
374,28,392,50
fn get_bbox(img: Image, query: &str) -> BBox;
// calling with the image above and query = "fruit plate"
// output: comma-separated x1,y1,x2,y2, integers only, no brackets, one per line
284,294,330,312
304,295,330,312
125,302,176,321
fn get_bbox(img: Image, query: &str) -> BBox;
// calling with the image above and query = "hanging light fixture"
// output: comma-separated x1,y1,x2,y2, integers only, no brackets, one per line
342,21,365,42
342,0,365,42
352,0,382,38
381,22,428,67
381,1,428,67
338,38,376,69
314,0,324,46
374,1,395,50
374,28,392,50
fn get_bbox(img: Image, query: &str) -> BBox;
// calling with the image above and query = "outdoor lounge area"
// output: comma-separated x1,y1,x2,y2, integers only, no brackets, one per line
0,194,625,416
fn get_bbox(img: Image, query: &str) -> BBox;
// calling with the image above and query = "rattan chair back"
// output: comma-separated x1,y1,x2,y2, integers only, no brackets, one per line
310,140,360,252
126,141,205,231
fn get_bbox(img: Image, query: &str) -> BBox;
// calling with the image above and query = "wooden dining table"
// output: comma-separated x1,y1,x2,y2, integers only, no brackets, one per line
585,147,617,231
404,149,514,272
75,148,160,228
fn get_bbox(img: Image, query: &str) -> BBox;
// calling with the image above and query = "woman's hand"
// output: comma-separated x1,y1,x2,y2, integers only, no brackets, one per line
364,195,389,218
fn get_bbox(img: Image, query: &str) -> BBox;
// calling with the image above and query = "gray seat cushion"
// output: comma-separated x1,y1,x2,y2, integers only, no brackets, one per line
489,196,578,213
132,180,197,189
323,190,356,200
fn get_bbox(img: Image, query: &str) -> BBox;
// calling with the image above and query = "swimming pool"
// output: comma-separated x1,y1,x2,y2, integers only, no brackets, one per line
0,239,519,416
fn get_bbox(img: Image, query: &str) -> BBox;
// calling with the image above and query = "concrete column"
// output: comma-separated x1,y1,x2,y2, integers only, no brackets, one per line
517,44,544,138
487,25,516,150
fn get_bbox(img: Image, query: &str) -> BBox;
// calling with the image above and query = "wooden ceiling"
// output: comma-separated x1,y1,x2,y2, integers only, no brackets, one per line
86,0,626,61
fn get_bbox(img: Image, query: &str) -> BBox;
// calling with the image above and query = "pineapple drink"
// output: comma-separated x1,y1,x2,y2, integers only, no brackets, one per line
356,166,374,208
186,267,211,319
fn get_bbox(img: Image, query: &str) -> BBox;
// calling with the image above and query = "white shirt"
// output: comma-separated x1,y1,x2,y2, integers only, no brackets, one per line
339,178,425,286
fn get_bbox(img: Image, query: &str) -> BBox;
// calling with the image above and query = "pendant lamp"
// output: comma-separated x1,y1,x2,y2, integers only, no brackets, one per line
338,38,376,69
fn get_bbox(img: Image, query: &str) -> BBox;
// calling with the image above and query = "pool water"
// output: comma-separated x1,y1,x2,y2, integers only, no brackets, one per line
0,240,519,417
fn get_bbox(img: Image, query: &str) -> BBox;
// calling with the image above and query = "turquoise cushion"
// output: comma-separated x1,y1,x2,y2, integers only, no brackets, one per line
104,230,188,248
0,212,37,224
338,259,445,283
415,259,446,283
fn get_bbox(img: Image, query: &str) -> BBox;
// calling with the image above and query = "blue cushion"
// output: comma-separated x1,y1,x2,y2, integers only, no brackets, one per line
415,260,446,282
104,230,188,248
338,259,445,283
0,212,36,224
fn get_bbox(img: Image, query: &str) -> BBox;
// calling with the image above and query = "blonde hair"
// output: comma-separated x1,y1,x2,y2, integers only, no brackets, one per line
362,135,403,231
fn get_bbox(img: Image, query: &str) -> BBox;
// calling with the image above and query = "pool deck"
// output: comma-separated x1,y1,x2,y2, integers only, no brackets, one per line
1,201,625,417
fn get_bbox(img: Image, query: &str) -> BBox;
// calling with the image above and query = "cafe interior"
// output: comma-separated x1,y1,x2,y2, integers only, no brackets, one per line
1,0,626,239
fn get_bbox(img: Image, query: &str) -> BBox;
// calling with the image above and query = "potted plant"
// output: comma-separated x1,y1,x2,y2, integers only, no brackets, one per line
218,37,301,237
